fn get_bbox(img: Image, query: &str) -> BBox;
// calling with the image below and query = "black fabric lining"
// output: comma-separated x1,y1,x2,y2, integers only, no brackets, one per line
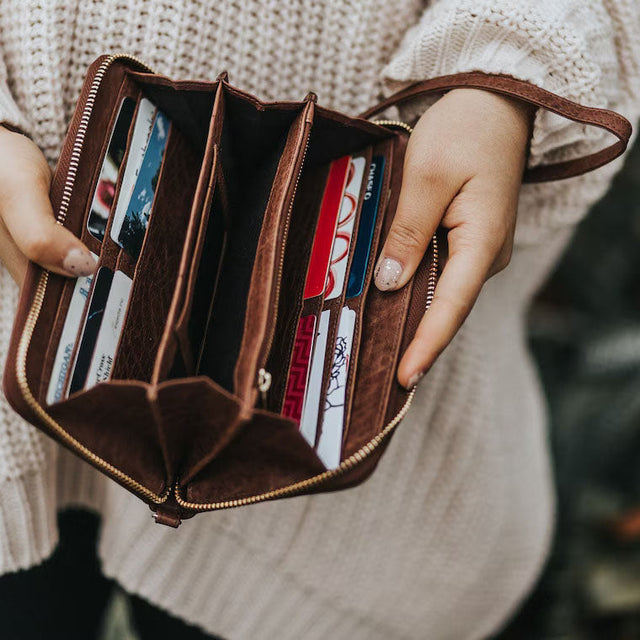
137,82,215,152
192,91,301,391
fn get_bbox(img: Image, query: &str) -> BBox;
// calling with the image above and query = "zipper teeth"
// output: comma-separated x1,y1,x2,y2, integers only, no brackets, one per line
258,116,407,379
257,116,313,370
15,53,168,504
426,234,439,308
175,387,417,511
371,119,414,135
176,119,440,512
176,240,438,512
58,54,154,226
18,82,436,512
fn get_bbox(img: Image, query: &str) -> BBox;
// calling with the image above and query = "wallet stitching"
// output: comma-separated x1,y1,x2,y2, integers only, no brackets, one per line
342,139,390,445
232,107,312,402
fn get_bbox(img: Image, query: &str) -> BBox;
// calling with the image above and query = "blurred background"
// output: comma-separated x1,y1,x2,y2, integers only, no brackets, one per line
497,138,640,638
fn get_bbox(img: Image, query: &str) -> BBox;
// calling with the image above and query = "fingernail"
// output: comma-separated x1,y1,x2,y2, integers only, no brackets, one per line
406,371,424,389
62,248,97,277
375,257,403,291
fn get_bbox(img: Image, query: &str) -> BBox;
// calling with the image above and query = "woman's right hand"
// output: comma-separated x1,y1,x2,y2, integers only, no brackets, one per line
0,125,96,286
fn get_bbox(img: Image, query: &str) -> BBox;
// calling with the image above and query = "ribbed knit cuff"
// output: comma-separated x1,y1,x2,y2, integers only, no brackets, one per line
382,0,624,170
0,469,58,574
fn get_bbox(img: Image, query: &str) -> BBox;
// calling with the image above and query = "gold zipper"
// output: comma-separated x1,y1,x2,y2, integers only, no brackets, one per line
15,53,169,504
178,116,439,511
257,367,272,406
254,103,314,394
371,119,414,135
176,237,438,512
255,117,408,399
16,65,437,511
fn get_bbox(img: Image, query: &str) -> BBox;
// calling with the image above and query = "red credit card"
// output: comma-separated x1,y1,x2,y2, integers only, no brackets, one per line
282,314,317,423
303,156,350,300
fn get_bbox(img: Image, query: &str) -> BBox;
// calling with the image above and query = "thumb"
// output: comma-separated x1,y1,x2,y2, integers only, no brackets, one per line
374,148,457,292
1,170,97,278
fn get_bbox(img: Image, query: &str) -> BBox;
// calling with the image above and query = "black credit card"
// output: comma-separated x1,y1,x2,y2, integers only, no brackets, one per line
68,266,114,395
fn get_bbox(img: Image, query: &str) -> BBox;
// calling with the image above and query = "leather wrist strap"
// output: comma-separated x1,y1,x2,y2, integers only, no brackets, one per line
361,71,633,183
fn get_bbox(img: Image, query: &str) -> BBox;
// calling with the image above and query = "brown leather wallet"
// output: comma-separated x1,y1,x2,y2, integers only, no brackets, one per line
2,54,632,527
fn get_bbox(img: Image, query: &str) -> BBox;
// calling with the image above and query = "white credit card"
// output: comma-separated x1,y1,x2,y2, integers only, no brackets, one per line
109,97,156,247
299,309,331,447
324,156,366,301
46,256,98,404
316,306,356,469
84,270,133,390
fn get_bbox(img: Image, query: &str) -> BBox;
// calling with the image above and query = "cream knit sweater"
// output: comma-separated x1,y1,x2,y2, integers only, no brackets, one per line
0,2,639,639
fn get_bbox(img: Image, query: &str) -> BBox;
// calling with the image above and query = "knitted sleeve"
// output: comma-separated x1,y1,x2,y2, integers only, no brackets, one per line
382,0,640,172
0,55,29,133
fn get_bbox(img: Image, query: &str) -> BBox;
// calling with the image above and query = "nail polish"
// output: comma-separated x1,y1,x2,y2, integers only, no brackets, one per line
62,248,97,277
407,371,424,389
375,257,403,291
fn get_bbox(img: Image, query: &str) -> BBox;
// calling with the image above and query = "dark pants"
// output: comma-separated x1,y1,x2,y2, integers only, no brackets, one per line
0,509,221,640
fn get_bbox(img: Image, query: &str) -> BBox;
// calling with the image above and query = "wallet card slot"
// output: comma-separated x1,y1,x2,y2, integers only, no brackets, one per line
267,122,388,411
263,163,331,411
152,81,225,383
180,155,229,374
52,64,133,243
338,139,394,448
37,276,82,404
109,122,204,383
309,147,374,450
37,80,143,403
79,81,145,253
341,135,414,457
38,210,127,405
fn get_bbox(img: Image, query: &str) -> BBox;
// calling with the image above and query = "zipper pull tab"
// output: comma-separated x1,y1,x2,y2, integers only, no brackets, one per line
257,368,272,407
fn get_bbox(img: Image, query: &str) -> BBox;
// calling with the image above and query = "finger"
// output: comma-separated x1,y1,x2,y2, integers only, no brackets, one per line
397,229,497,388
488,240,513,277
0,217,27,285
374,153,459,292
0,172,96,277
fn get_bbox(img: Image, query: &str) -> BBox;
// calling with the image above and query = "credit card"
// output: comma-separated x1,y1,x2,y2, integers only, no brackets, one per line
46,255,98,404
346,156,385,299
109,98,156,250
299,309,330,447
67,267,114,396
316,306,356,469
282,314,316,424
87,96,136,241
303,156,350,300
114,109,170,260
324,156,366,301
84,270,133,390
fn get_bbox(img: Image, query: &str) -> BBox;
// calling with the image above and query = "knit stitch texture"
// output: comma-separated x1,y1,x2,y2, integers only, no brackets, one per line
0,1,638,638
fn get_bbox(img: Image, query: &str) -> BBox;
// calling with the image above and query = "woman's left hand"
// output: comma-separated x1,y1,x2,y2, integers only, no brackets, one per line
373,88,533,388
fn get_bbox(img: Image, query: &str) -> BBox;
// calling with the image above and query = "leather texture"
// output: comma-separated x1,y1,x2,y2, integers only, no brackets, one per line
2,56,633,526
361,71,632,182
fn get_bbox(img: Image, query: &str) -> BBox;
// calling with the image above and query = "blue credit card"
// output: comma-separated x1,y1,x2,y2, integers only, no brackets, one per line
118,110,170,260
346,156,385,299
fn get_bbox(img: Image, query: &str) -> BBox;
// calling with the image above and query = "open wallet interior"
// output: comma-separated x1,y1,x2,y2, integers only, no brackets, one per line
4,56,441,525
4,55,631,526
